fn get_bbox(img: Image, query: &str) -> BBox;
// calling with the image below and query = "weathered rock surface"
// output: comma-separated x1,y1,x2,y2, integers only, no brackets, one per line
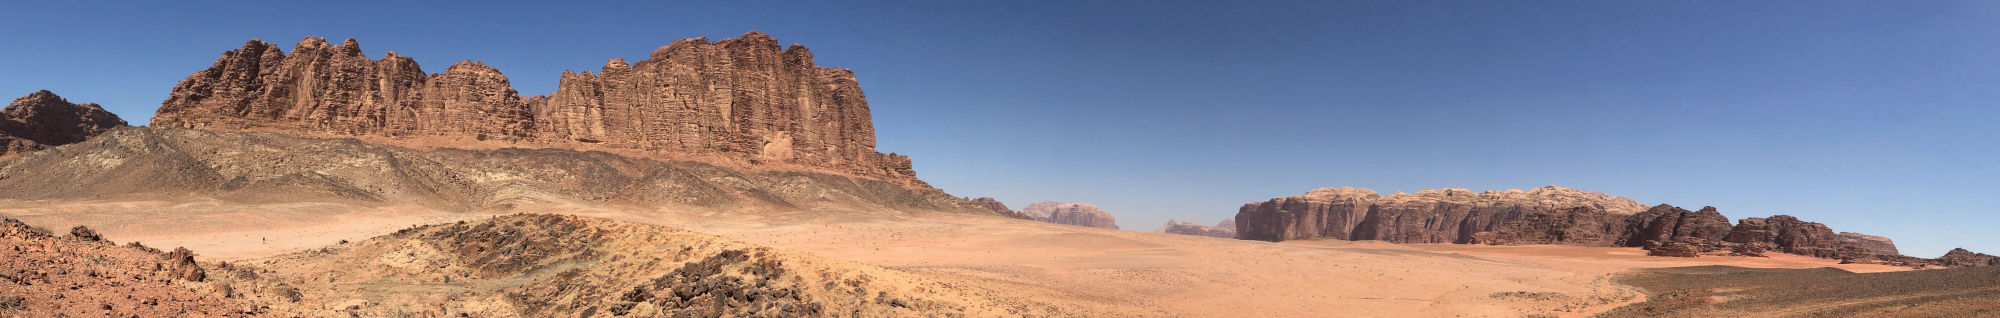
151,32,920,185
0,90,128,159
967,197,1033,220
1468,206,1623,246
1614,205,1734,251
1019,201,1119,229
1159,219,1236,238
1235,186,1646,243
1723,215,1843,258
0,127,991,215
1836,232,1899,256
1933,248,2000,267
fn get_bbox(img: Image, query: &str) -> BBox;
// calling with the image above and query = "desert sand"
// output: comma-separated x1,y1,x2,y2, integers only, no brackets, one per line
1,197,1916,317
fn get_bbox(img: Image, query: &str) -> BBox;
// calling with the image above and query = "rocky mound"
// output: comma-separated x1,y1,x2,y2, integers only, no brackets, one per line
967,197,1033,220
250,214,1041,316
1158,219,1236,238
151,32,920,184
0,127,992,215
0,216,261,316
1836,232,1900,256
0,90,127,159
1235,186,1646,243
1019,201,1120,229
1615,205,1734,252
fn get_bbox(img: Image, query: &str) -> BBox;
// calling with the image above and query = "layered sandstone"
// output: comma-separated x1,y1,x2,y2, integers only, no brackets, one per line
1467,206,1622,246
1836,232,1899,256
151,32,919,184
1019,201,1119,229
1235,186,1646,243
0,90,128,158
1614,205,1734,251
1159,219,1236,239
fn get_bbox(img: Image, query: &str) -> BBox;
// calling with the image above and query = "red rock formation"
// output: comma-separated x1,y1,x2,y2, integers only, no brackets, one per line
1836,232,1899,256
1615,205,1734,251
1469,206,1623,246
1933,248,2000,267
151,32,920,184
1159,219,1236,239
1235,186,1646,243
1019,201,1119,229
967,197,1032,220
0,90,128,158
1723,215,1842,258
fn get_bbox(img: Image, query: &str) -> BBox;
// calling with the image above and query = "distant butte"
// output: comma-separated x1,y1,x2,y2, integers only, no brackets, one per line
151,32,921,185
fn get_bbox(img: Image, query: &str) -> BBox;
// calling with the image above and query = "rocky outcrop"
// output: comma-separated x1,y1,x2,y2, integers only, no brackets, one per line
967,197,1033,220
0,90,128,158
150,32,920,185
1159,219,1235,239
0,127,991,215
1235,186,1646,243
1614,205,1734,251
1468,206,1623,246
1836,232,1899,256
1933,248,2000,267
1019,201,1119,229
1722,215,1843,258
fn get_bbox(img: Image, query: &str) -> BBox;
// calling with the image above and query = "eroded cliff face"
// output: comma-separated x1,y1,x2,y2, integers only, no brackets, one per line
1234,186,1646,243
1836,232,1899,256
0,90,128,159
1159,219,1236,239
1019,201,1119,229
151,32,919,185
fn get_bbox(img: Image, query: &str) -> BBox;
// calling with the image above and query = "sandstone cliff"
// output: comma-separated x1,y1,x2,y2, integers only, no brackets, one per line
151,32,919,185
1234,186,1645,243
1836,232,1899,256
1158,219,1236,238
1019,201,1119,229
1467,206,1622,246
0,90,128,159
1614,205,1734,251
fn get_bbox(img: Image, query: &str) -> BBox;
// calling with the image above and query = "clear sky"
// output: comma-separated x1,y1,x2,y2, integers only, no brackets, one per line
2,1,1994,257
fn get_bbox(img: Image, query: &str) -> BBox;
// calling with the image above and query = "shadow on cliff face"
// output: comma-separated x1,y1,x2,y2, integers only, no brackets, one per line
0,127,995,216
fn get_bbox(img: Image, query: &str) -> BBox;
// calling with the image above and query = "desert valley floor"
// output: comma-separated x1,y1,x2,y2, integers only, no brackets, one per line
6,198,1970,317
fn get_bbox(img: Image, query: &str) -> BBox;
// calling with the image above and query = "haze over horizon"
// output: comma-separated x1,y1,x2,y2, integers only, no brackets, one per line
2,1,1994,257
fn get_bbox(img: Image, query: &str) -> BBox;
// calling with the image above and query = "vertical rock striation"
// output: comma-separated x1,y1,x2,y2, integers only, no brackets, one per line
0,90,128,158
151,32,920,184
1234,186,1646,243
1019,201,1119,229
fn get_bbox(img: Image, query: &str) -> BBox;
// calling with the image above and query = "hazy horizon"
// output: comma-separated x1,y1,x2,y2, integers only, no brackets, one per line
3,1,1995,257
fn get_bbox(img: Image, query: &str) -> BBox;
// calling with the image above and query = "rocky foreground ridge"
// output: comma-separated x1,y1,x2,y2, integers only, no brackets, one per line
0,127,995,216
0,90,127,159
151,32,920,185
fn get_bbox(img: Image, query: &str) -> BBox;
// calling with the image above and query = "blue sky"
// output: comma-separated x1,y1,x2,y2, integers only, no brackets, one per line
2,1,1994,257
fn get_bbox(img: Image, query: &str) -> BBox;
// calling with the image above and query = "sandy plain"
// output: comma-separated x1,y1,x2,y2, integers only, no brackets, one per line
0,198,1912,317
